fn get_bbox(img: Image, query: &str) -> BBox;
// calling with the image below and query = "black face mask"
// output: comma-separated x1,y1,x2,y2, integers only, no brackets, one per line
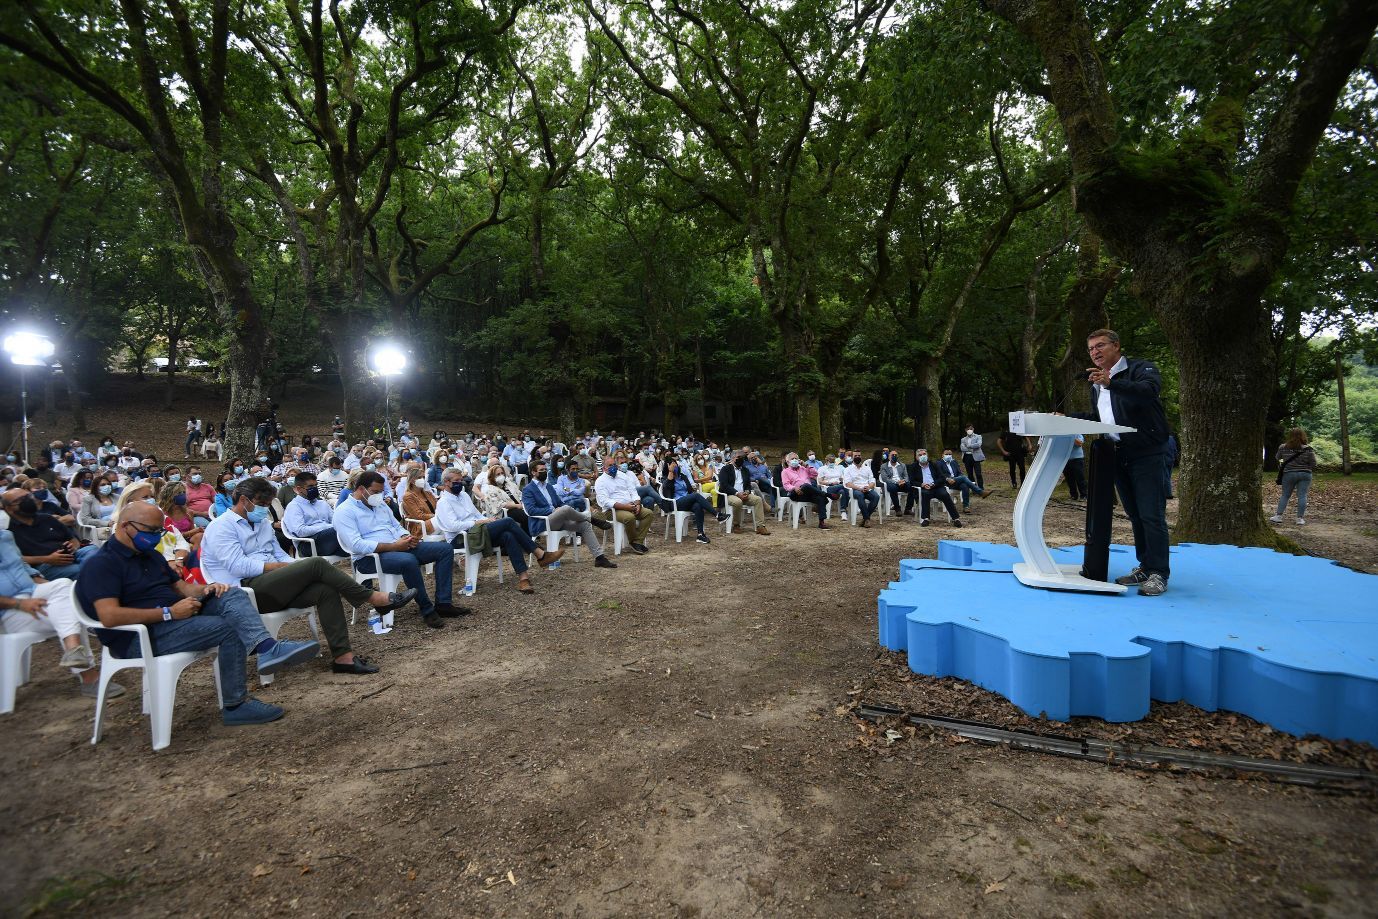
305,486,320,501
449,481,466,495
854,457,864,465
535,470,547,481
17,496,39,516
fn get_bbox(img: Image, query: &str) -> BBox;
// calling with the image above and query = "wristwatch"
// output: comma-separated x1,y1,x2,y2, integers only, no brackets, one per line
162,606,172,621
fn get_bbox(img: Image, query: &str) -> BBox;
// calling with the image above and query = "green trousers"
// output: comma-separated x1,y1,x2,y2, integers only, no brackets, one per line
241,556,372,657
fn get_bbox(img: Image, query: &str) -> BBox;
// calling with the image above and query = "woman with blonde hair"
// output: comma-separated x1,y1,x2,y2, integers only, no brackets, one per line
158,480,200,537
402,465,438,538
476,463,529,530
1271,427,1317,526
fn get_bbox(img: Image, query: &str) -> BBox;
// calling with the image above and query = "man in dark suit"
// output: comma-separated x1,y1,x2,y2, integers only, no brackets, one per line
935,450,988,510
1077,329,1171,596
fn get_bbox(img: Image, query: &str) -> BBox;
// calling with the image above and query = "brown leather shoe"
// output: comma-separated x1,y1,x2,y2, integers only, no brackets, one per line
755,525,770,535
536,547,566,568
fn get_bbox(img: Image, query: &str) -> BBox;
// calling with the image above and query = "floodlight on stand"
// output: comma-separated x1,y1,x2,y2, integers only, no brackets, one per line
369,343,408,445
3,329,56,467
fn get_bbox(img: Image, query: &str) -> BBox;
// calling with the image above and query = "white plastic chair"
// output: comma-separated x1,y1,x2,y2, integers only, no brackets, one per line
529,514,582,561
71,582,224,752
240,586,319,687
454,527,504,595
0,631,54,715
658,497,693,543
599,514,628,555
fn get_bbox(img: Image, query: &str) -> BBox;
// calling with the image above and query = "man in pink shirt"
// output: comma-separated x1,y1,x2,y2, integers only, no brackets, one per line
183,464,218,525
781,452,831,529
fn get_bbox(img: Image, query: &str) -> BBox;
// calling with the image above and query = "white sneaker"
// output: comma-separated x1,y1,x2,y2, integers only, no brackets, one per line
59,644,95,669
1296,518,1305,525
1268,515,1283,524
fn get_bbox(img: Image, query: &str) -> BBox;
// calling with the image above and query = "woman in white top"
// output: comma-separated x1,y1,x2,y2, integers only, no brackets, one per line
476,464,528,530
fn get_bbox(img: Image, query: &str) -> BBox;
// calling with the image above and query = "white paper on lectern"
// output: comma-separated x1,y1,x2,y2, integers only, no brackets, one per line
1008,410,1025,434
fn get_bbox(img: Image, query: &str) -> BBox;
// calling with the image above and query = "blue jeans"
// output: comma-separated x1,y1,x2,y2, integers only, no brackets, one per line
943,474,984,508
137,588,267,708
1115,451,1170,579
357,541,454,615
637,484,660,509
37,544,98,581
662,492,715,532
885,482,913,513
849,488,879,520
825,484,849,509
453,516,536,575
1277,470,1311,518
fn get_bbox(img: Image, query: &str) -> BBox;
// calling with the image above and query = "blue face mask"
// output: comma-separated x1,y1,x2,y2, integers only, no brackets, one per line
168,473,181,483
234,465,245,475
286,476,296,487
130,527,163,553
618,463,629,472
246,505,270,524
190,474,203,484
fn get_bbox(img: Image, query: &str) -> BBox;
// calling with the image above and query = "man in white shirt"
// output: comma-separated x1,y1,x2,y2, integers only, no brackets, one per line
342,447,363,472
817,455,850,514
200,477,411,674
334,471,460,626
841,454,879,526
594,459,655,553
911,450,962,528
281,471,343,556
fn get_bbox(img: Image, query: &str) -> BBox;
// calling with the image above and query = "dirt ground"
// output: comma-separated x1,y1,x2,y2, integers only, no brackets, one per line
2,378,1376,917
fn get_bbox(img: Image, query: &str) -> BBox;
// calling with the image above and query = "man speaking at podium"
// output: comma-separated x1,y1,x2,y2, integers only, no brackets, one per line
1076,329,1170,596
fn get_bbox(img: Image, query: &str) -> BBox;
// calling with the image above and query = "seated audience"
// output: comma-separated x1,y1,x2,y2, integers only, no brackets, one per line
78,474,119,541
159,482,200,538
401,466,438,538
281,471,344,557
334,471,462,628
911,449,964,528
841,453,880,527
521,459,615,565
78,501,321,726
476,465,529,531
817,454,850,514
201,477,412,674
1,528,123,698
594,459,656,553
659,461,723,543
436,468,563,593
2,488,96,579
879,451,915,516
936,449,988,510
781,453,831,528
716,452,771,535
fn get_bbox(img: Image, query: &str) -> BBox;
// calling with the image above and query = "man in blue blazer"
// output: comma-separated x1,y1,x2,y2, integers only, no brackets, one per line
521,459,616,569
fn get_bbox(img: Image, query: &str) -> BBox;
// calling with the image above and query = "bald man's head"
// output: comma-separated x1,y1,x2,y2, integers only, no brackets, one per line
115,499,165,551
1,488,35,520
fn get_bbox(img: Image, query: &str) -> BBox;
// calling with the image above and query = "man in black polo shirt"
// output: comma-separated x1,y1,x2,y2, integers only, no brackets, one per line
2,487,97,580
76,502,321,726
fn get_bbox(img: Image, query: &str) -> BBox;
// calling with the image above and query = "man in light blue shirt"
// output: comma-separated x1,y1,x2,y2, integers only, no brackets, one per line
334,471,460,627
281,471,343,556
553,465,588,510
201,478,412,675
502,441,531,476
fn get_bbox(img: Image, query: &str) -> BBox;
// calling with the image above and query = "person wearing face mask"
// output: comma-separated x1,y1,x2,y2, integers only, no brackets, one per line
184,466,217,525
477,465,530,530
594,458,657,552
960,425,985,490
878,451,915,516
79,474,119,542
436,468,564,594
213,473,238,517
118,446,142,472
201,427,223,460
911,450,963,528
1,526,126,700
158,482,200,537
743,453,775,512
816,454,850,515
282,471,344,557
53,452,82,482
343,446,363,472
334,471,463,627
935,449,988,510
803,451,821,470
81,500,324,727
202,477,410,671
1,488,97,579
317,456,350,505
554,462,590,510
522,459,617,564
401,466,439,539
272,450,317,481
66,470,95,512
502,438,531,478
715,451,771,536
780,453,831,528
841,453,880,527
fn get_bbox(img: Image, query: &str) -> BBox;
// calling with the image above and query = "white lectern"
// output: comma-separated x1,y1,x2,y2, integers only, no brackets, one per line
1007,411,1136,594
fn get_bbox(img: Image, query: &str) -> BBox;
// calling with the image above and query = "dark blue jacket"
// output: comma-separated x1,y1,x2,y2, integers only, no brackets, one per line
1074,357,1169,459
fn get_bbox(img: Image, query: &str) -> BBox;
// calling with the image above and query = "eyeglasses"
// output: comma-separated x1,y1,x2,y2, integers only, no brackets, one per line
1088,342,1115,353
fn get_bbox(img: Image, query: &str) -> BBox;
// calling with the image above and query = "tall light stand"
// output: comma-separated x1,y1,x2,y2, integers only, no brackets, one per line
4,331,56,467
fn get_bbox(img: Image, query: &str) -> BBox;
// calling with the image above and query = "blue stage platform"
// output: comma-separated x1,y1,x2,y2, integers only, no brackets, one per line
877,541,1378,744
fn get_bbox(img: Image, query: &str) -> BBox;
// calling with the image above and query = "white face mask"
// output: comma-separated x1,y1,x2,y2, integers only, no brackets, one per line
494,475,506,486
366,492,385,508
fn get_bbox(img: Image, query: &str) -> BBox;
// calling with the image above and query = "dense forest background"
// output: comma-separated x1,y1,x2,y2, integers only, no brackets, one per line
1,0,1375,544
